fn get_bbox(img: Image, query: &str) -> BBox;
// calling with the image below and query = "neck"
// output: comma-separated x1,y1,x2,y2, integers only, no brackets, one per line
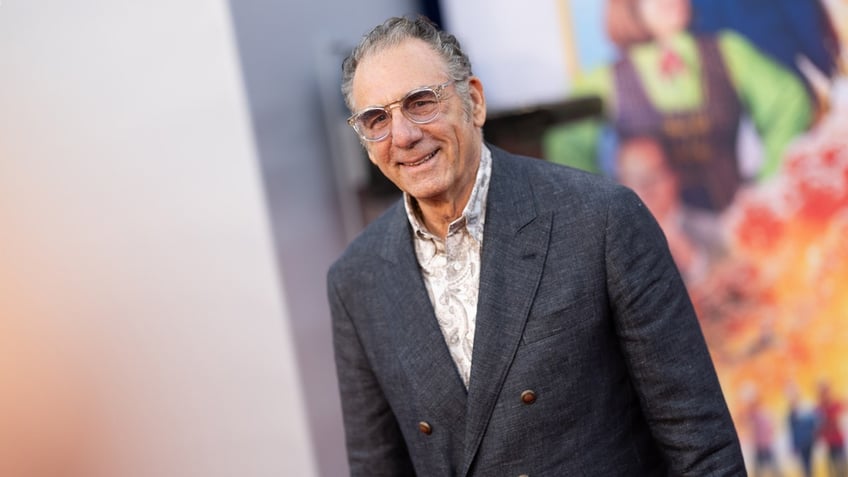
417,160,480,239
417,200,466,239
413,140,483,239
655,30,684,49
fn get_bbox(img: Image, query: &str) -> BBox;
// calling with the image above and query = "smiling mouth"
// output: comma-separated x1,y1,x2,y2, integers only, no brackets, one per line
403,149,438,167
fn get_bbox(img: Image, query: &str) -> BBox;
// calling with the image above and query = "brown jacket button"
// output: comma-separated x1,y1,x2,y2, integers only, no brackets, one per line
418,421,433,435
520,390,537,404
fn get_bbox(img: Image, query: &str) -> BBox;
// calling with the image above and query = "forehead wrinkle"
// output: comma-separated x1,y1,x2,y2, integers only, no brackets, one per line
350,38,448,111
360,89,409,112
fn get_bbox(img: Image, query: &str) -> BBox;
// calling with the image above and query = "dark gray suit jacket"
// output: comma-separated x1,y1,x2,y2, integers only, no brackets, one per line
328,145,745,476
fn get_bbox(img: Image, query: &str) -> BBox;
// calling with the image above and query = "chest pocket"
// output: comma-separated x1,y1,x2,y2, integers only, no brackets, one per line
521,293,599,345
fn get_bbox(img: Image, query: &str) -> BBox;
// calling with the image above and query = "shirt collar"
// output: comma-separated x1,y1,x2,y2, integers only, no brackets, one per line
403,144,492,244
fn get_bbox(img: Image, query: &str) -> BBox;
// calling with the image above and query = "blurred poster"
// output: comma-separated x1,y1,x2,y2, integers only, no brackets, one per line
541,0,848,474
443,0,848,473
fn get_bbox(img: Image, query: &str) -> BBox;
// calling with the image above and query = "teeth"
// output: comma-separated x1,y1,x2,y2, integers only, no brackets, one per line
408,151,436,166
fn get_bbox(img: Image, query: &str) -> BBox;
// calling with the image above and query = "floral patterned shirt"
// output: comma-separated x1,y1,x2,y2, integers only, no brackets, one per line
403,145,492,388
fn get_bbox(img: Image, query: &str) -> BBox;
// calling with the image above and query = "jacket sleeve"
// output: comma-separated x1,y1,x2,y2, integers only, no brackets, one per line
327,269,416,477
602,186,746,475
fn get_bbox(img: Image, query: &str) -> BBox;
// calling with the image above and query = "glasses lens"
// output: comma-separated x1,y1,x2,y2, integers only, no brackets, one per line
402,89,440,122
352,86,443,141
355,108,390,140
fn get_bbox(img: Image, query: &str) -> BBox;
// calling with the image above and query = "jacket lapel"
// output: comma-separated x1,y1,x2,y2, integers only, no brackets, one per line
376,204,468,436
460,149,552,476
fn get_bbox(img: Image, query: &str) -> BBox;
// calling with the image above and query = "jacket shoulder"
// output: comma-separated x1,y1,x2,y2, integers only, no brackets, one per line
328,199,404,280
491,146,633,210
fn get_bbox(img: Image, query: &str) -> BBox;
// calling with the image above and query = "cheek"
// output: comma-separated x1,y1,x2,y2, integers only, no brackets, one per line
636,0,657,22
639,0,687,30
658,0,689,25
366,143,389,166
676,2,691,27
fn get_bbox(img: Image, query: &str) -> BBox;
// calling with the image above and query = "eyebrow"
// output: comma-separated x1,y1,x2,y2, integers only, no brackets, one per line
356,81,450,111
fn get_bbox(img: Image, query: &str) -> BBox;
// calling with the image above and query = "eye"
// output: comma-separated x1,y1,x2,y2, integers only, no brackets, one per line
359,109,389,129
404,90,438,116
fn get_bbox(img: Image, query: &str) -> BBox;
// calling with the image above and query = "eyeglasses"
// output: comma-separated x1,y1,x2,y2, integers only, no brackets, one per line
347,80,454,142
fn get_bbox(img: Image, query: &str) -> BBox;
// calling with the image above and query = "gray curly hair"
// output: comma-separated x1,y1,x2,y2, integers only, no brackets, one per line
341,16,474,115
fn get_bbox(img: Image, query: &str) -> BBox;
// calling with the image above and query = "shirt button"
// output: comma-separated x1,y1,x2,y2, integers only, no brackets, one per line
418,421,433,435
520,390,537,405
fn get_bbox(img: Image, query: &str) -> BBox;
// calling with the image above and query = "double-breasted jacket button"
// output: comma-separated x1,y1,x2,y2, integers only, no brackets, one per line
520,389,537,405
418,421,433,435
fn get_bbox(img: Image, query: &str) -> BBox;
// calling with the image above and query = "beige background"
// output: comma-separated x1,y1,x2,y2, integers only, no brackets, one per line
0,1,317,475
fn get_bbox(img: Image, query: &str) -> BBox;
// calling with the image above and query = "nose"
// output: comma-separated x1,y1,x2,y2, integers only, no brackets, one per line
388,104,423,149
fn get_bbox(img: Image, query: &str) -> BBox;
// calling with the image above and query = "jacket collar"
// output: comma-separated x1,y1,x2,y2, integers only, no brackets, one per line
376,145,553,475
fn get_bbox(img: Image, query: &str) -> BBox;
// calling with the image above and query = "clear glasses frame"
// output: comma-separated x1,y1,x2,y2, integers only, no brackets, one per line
347,80,454,142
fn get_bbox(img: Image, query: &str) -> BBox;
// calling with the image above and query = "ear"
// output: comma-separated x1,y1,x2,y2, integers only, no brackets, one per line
467,76,486,127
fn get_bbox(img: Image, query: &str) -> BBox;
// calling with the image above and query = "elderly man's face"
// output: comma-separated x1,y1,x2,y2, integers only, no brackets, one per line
350,38,486,204
638,0,690,40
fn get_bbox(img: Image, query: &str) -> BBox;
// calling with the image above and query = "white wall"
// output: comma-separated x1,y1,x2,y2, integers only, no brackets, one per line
0,1,317,476
441,0,571,112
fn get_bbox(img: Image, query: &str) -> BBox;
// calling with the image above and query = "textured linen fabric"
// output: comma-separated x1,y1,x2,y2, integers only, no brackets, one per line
403,146,492,387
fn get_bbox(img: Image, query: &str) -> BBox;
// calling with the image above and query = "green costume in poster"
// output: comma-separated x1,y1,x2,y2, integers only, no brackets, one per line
544,31,812,190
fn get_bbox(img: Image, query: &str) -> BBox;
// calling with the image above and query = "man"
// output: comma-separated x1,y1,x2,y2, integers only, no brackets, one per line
328,16,745,476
